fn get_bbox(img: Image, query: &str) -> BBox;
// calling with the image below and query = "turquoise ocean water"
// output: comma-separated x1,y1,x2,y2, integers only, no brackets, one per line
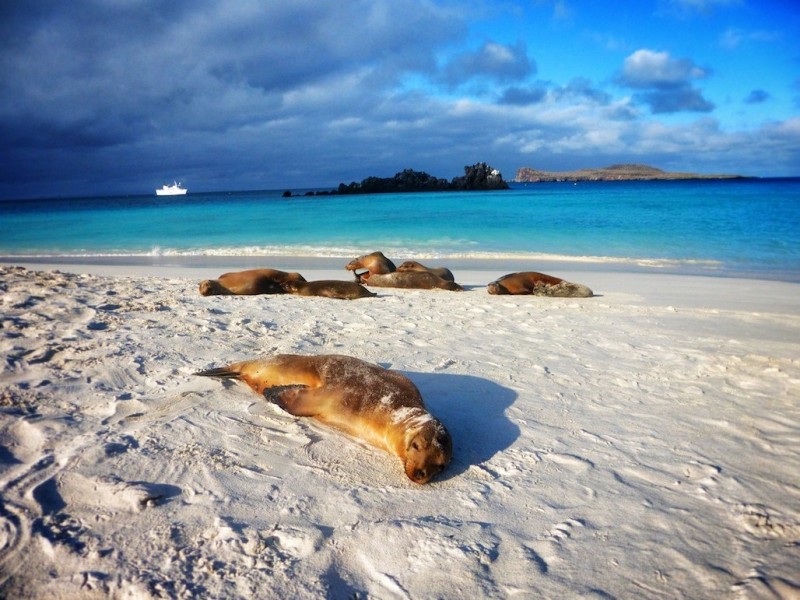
1,179,799,281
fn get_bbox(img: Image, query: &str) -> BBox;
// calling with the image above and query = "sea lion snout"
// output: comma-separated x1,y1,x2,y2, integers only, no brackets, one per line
412,468,433,483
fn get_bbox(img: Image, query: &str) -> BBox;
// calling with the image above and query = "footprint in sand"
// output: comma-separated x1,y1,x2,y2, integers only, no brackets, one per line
0,419,47,466
343,517,503,597
736,503,799,539
544,452,595,473
731,570,800,599
523,518,588,573
55,472,181,513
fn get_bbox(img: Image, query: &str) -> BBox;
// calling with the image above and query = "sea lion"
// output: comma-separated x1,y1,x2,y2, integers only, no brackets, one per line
359,271,463,291
487,272,593,298
199,269,306,296
396,260,455,282
196,354,452,484
345,251,396,281
282,279,377,300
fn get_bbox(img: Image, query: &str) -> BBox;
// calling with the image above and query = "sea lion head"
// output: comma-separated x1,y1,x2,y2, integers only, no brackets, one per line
396,261,423,273
486,281,508,295
285,272,307,283
199,279,226,296
404,419,452,484
281,280,303,294
557,282,594,298
345,256,364,271
345,251,396,275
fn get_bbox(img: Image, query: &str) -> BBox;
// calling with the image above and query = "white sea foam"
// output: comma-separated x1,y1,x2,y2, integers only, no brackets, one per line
0,246,725,269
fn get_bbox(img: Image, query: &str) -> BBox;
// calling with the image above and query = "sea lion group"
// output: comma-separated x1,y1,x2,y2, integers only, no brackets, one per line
199,251,593,298
196,251,594,484
198,268,305,296
346,252,463,291
487,271,594,298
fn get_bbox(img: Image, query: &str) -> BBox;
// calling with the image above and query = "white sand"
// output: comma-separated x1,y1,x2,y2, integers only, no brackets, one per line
1,263,799,599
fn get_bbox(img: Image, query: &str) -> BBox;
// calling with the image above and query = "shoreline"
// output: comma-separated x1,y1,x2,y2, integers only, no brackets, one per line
2,257,800,316
2,252,798,284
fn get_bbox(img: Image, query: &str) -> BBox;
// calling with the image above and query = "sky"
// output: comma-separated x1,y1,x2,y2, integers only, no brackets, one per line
1,0,799,199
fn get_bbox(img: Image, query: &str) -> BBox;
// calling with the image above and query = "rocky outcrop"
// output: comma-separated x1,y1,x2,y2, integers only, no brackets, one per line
337,169,450,194
450,163,509,190
334,163,509,195
514,163,745,182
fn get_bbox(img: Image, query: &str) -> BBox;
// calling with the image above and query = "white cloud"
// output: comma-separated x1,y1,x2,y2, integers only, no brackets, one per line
720,27,781,50
617,49,714,114
438,40,536,88
620,50,708,88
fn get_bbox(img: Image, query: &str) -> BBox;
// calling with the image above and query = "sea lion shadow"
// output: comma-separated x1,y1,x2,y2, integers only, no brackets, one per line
403,371,520,480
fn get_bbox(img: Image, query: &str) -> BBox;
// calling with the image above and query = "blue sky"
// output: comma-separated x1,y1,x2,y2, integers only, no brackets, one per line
1,0,798,199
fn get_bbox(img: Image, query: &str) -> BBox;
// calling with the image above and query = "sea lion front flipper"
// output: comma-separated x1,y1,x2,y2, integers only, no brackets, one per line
263,384,317,416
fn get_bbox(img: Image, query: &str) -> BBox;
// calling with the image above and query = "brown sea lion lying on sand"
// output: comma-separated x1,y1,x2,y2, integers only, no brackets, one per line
487,272,593,298
345,251,396,280
199,269,306,296
282,280,377,299
396,260,455,282
196,354,452,484
359,271,463,291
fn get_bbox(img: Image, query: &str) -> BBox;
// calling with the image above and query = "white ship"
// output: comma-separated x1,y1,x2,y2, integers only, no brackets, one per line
155,182,188,196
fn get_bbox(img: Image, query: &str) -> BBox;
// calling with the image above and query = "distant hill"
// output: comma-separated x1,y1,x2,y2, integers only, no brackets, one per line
514,164,746,182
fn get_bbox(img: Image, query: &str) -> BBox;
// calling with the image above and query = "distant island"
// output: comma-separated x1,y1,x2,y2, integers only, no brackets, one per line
514,164,747,182
283,162,509,197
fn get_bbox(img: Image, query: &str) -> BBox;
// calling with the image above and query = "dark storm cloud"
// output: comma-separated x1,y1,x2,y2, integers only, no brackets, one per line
0,1,460,128
0,0,468,197
617,49,714,113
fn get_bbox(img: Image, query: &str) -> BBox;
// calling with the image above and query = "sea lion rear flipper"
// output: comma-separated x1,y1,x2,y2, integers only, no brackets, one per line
195,366,241,379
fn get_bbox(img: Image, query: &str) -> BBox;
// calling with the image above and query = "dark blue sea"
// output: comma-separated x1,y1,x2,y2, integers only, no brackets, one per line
1,179,799,281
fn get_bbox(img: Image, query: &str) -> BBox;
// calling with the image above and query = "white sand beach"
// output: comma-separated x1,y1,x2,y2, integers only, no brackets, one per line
1,262,799,599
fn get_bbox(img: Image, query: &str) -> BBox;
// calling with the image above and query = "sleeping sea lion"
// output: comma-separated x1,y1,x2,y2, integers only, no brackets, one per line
396,261,455,282
199,269,306,296
196,354,452,484
487,272,593,298
359,271,463,291
282,279,377,300
345,251,396,281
